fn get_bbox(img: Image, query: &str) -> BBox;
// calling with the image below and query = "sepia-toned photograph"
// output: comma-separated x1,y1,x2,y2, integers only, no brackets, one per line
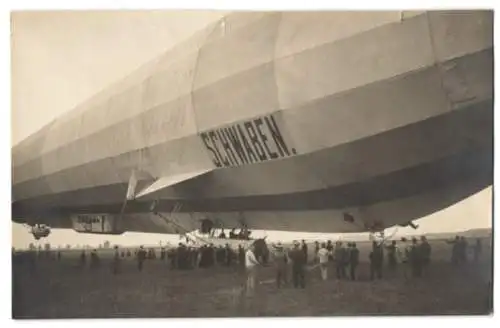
10,7,494,319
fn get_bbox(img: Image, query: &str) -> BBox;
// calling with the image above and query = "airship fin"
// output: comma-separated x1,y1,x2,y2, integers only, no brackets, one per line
125,170,138,201
135,168,213,199
117,169,140,223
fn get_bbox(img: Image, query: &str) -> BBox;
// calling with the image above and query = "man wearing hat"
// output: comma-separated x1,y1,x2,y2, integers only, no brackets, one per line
112,245,121,275
399,237,411,279
272,242,289,288
288,241,307,288
137,245,146,272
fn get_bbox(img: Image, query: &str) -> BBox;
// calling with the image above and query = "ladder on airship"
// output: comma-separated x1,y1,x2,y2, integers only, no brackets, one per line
151,201,211,246
116,169,211,245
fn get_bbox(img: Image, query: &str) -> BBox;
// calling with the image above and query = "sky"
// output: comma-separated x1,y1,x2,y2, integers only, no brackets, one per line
10,10,493,249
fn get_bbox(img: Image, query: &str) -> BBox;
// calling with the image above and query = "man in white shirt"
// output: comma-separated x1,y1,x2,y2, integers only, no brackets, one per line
317,242,331,281
245,243,260,295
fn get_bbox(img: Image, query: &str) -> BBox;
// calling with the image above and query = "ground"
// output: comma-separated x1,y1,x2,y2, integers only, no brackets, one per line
12,239,493,318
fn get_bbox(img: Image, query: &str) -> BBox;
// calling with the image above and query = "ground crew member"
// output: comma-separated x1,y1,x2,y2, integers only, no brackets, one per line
348,242,360,280
341,243,350,277
245,243,260,296
386,240,398,271
198,245,206,268
289,241,307,288
314,241,320,263
446,236,460,265
112,246,120,275
209,244,217,267
272,242,289,288
238,245,245,268
369,241,383,280
90,249,100,269
419,236,431,273
195,247,202,268
459,236,468,264
301,240,308,264
473,238,482,262
334,242,347,279
399,237,411,280
223,244,232,266
137,246,146,271
215,246,223,265
160,247,166,261
317,242,331,281
326,240,334,261
168,247,177,269
187,247,196,269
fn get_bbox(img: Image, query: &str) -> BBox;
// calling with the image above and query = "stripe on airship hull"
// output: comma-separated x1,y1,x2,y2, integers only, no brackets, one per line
12,144,492,220
199,112,297,168
12,158,491,234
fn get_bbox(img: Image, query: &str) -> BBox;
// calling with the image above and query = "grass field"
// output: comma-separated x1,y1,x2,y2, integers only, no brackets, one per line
12,238,493,318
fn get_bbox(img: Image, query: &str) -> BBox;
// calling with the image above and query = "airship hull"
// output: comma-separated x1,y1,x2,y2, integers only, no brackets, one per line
12,11,493,234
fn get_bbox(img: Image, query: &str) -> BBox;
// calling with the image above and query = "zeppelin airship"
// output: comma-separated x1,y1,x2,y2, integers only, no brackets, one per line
11,10,493,238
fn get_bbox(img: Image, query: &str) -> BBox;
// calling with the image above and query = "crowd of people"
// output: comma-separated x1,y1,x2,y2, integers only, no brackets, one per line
242,235,485,296
104,242,250,274
446,236,482,265
13,233,485,297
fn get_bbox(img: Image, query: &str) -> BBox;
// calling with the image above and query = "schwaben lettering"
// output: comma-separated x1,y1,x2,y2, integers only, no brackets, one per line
225,127,248,164
254,117,278,160
244,122,267,161
209,131,229,167
201,114,295,168
265,116,290,157
200,133,222,167
217,129,237,166
238,125,258,163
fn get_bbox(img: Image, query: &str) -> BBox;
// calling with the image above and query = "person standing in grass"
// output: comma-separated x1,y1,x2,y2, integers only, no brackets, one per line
245,243,260,296
288,241,307,288
137,246,146,272
272,242,289,288
419,236,431,275
348,242,360,281
112,246,121,275
369,241,384,280
317,242,331,281
386,240,398,271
